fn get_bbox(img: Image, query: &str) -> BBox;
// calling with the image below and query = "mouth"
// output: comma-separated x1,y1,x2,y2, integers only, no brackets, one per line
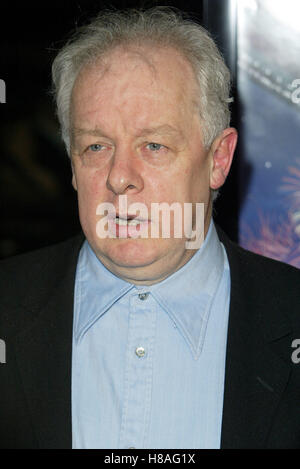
115,215,149,226
112,212,150,225
115,217,143,226
108,214,150,238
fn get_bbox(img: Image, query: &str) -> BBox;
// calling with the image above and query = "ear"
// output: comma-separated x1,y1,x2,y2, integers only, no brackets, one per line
209,127,238,190
71,161,78,191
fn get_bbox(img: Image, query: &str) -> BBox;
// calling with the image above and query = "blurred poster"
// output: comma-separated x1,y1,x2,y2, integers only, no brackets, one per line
237,0,300,267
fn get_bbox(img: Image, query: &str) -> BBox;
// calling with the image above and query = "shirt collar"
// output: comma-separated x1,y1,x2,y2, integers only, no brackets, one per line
74,221,225,358
74,244,134,343
149,221,225,358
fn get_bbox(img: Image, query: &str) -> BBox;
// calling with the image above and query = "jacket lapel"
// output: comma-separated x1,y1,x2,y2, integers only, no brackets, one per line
219,230,291,448
12,233,84,449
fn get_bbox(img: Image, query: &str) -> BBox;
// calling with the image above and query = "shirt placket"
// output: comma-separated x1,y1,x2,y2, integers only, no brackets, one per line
119,291,156,449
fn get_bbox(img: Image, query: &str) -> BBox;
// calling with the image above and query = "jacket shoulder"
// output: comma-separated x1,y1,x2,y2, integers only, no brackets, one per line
220,229,300,330
218,225,300,280
0,233,84,274
0,233,84,335
226,236,300,284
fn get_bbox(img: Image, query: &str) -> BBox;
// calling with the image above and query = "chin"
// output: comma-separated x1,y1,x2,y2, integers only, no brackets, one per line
93,237,165,269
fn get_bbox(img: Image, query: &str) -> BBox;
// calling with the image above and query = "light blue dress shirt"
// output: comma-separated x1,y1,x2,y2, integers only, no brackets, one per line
72,221,231,449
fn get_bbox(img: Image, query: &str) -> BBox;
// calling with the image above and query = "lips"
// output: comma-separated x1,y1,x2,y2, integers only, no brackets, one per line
116,212,149,220
108,214,150,238
115,217,143,226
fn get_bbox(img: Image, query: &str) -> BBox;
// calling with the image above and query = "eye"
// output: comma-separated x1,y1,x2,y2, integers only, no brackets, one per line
146,142,165,152
88,143,104,152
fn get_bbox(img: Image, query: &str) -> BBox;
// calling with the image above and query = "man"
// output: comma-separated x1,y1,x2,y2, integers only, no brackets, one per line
0,7,299,449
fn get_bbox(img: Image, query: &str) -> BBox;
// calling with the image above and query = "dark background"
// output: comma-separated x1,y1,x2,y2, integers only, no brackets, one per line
0,0,239,259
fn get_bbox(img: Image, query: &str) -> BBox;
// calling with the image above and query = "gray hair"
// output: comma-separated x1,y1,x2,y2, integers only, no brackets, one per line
52,7,232,156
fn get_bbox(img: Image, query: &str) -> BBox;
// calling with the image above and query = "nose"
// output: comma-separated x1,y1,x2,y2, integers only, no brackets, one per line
106,146,144,195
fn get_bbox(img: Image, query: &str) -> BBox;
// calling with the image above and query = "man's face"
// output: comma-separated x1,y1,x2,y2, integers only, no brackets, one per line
70,46,225,284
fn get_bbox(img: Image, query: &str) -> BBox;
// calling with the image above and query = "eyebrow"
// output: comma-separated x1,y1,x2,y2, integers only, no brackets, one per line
72,124,184,140
138,125,184,139
72,127,108,139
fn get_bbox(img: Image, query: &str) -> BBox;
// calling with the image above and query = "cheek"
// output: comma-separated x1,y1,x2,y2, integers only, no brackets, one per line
76,176,107,241
189,159,211,201
149,174,188,204
154,150,210,203
76,171,108,216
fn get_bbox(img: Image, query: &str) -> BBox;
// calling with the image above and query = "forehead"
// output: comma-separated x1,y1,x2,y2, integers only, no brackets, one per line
71,45,200,130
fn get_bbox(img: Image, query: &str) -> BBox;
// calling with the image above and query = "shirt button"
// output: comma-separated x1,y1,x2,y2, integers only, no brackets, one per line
135,346,146,358
138,292,149,301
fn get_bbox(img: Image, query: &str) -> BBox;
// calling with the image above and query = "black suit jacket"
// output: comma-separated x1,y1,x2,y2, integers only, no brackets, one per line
0,228,299,448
